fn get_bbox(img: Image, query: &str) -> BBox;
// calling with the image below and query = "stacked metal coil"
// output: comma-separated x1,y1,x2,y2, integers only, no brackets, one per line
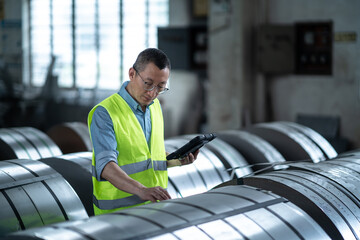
175,135,252,179
0,121,346,239
46,122,92,154
217,130,286,172
0,127,62,161
243,156,360,239
3,185,329,240
39,152,94,217
0,159,88,237
165,137,251,198
164,121,338,198
245,121,337,162
277,121,337,159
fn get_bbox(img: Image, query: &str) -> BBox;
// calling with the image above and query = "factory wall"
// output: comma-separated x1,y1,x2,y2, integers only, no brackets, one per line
265,0,360,149
207,0,360,150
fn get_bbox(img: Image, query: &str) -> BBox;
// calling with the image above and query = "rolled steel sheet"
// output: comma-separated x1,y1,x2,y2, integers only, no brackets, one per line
166,136,240,197
328,157,360,168
178,135,234,181
0,130,36,160
0,129,41,160
246,122,326,162
12,127,63,158
182,135,251,179
39,152,94,217
165,135,252,197
4,185,329,240
46,122,92,154
0,127,62,161
164,179,180,200
287,161,360,203
337,149,360,158
278,121,338,159
165,142,208,197
327,152,360,162
217,130,286,172
166,138,224,186
0,159,88,237
244,159,360,240
56,151,93,172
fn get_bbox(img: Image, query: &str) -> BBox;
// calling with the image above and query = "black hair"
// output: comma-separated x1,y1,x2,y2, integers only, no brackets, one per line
133,48,171,73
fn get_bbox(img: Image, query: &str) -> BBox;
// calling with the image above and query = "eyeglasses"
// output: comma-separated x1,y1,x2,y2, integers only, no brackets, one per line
133,67,169,94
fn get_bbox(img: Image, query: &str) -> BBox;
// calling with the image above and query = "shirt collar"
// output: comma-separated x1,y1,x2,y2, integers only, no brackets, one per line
118,81,154,112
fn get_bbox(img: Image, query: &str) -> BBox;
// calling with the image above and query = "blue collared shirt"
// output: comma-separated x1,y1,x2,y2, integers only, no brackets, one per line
90,81,154,180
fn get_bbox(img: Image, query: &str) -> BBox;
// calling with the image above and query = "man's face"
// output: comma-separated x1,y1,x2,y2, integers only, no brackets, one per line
127,62,169,109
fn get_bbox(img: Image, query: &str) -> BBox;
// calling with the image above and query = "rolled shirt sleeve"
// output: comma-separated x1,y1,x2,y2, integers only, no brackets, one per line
90,106,119,181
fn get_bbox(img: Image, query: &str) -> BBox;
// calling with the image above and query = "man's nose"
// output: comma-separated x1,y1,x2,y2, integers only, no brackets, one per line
146,87,158,96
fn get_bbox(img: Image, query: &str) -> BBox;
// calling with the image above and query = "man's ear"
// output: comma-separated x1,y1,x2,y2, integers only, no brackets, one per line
129,67,136,80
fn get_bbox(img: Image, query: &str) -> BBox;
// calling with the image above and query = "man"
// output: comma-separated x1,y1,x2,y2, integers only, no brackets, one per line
88,48,199,215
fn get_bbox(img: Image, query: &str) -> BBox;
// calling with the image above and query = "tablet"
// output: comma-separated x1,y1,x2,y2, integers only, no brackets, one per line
166,133,217,160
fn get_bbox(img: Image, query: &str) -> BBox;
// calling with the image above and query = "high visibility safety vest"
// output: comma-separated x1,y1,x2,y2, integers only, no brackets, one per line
88,93,168,215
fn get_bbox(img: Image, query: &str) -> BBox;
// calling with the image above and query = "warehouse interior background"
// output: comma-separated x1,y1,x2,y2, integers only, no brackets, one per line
0,0,359,154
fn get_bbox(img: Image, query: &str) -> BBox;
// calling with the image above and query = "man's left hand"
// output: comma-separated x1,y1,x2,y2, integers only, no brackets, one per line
179,149,200,166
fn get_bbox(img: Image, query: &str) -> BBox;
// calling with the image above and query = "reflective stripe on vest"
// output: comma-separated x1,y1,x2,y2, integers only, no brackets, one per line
91,159,167,179
93,194,144,210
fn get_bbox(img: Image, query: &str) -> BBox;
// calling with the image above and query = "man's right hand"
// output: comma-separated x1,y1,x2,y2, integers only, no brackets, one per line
137,186,171,202
102,162,171,203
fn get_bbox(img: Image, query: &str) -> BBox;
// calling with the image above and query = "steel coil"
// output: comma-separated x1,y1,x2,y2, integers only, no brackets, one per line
0,127,62,161
243,157,360,240
39,152,94,217
199,136,252,179
46,122,92,154
166,139,216,197
0,123,351,239
165,135,251,198
0,159,88,237
336,148,360,158
3,185,329,240
277,121,338,159
178,135,239,181
246,122,326,162
217,130,286,172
